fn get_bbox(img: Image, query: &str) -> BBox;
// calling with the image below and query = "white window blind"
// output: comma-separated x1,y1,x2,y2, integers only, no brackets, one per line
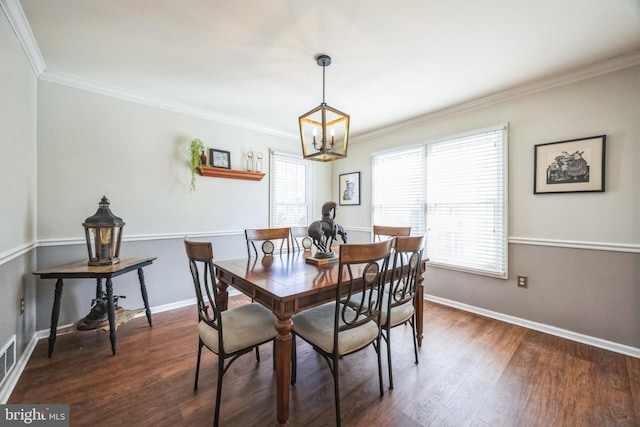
371,145,425,236
270,151,312,227
371,125,508,278
426,126,508,278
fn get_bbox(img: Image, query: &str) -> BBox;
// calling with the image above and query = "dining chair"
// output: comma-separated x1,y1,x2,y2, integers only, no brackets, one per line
291,239,393,427
382,235,425,389
372,225,411,242
290,226,310,252
245,227,291,257
184,238,277,427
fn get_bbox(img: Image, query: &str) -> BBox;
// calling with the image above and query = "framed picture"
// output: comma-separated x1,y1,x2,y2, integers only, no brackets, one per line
534,135,606,194
210,148,231,169
339,172,360,205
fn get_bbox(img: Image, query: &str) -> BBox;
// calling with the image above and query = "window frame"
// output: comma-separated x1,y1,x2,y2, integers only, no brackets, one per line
269,150,314,228
371,124,508,279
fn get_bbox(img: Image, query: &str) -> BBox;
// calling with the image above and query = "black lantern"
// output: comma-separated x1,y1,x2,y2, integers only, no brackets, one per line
82,196,125,266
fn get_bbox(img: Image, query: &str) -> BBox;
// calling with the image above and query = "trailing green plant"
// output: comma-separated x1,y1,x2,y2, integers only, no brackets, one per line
189,138,205,193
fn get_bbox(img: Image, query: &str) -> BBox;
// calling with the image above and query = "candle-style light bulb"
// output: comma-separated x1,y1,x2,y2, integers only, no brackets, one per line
99,227,112,260
312,128,319,149
330,128,335,147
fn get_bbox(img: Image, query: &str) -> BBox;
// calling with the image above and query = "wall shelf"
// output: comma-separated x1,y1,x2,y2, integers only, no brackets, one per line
198,166,265,181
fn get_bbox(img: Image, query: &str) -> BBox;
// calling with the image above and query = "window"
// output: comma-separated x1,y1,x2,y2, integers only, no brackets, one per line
270,150,313,227
371,145,425,236
372,124,508,278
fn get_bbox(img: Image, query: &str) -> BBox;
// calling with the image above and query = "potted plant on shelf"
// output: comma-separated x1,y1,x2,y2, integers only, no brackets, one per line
189,138,205,193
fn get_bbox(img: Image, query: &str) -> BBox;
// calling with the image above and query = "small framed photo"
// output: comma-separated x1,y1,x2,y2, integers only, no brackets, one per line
534,135,606,194
339,172,360,205
210,148,231,169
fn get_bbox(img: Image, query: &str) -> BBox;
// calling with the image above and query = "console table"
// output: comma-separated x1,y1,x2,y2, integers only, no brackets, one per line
33,257,156,357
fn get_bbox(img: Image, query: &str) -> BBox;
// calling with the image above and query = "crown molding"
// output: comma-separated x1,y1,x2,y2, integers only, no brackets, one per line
0,0,45,77
352,50,640,142
39,70,298,140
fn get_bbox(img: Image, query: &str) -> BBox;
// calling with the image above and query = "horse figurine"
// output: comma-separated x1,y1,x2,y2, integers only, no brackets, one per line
308,201,348,258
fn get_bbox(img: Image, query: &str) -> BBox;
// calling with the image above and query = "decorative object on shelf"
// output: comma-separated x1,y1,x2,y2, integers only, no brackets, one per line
189,138,205,193
534,135,606,194
339,171,360,205
247,150,254,171
256,152,263,173
308,201,348,259
200,150,207,166
82,196,125,266
197,166,265,181
299,54,350,162
210,148,231,169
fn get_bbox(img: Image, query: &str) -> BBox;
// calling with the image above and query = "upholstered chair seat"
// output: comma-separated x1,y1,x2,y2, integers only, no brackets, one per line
198,303,276,354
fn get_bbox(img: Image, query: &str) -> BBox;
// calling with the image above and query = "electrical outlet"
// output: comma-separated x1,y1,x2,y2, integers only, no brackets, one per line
517,275,528,288
20,298,25,314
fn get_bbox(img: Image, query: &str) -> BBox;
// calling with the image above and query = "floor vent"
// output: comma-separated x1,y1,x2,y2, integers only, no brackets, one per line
0,335,16,387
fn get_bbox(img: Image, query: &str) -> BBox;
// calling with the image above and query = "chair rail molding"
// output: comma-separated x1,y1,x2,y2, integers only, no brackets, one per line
0,242,37,267
508,237,640,253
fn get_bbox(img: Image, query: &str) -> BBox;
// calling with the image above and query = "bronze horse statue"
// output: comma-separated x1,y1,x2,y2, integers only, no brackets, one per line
308,201,347,257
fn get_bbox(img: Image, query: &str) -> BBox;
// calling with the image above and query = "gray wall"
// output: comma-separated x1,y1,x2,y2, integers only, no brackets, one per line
334,65,640,349
0,7,38,379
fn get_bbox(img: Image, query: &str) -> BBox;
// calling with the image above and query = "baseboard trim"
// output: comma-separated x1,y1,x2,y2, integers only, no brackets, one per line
424,294,640,359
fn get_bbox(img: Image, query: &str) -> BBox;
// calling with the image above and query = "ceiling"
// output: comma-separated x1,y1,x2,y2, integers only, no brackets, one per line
11,0,640,140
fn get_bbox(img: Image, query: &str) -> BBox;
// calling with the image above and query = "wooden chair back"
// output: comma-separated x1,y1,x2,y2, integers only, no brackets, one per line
337,240,393,336
184,238,221,334
372,225,411,242
388,235,425,311
290,226,309,251
245,227,291,257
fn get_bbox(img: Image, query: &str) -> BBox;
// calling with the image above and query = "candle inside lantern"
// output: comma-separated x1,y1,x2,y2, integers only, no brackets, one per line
100,228,112,260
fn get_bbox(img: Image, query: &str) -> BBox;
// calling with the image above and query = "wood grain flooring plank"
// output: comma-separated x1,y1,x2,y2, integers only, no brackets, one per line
626,355,640,423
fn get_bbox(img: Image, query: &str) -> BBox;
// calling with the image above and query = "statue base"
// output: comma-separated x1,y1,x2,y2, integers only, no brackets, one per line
305,254,338,266
314,251,335,259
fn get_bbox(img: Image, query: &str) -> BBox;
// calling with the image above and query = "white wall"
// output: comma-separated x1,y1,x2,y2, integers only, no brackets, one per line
335,66,640,244
35,81,332,239
0,11,37,253
33,81,333,328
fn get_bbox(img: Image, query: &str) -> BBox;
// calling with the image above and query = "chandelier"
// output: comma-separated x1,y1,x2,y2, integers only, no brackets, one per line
299,54,350,162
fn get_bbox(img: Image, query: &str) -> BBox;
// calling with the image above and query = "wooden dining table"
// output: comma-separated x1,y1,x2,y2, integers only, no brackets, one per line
214,250,426,426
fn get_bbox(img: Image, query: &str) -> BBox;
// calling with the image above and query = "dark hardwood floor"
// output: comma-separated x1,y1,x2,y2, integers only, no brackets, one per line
9,296,640,426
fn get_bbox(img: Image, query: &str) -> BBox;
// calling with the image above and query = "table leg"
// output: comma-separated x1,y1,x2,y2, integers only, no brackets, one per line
415,265,425,347
106,278,117,355
137,268,152,326
216,280,229,311
275,316,293,426
48,278,64,358
95,278,103,299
